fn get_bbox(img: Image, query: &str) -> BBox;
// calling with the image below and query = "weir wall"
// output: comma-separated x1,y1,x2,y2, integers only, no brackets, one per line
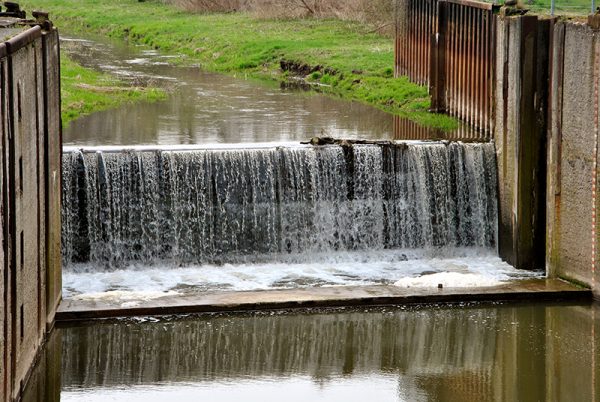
0,20,62,402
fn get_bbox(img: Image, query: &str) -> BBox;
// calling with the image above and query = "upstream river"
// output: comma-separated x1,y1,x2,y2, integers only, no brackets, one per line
61,36,396,146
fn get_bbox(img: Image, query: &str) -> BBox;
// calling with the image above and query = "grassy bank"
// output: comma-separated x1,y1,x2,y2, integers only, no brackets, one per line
23,0,457,130
61,54,166,125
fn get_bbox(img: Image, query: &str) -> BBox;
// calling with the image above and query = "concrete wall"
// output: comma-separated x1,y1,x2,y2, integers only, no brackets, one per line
547,20,600,297
1,50,7,402
0,22,62,401
494,15,549,271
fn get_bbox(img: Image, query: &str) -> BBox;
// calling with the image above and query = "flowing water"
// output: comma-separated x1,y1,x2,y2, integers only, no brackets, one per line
61,142,539,300
60,36,540,301
22,303,600,402
61,36,396,146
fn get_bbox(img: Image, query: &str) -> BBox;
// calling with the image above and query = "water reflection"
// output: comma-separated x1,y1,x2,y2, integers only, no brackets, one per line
61,37,485,147
61,37,395,146
23,302,600,401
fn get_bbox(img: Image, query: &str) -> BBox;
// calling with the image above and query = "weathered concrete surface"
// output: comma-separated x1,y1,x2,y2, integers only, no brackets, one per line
42,29,61,328
56,279,591,321
494,15,548,271
0,55,6,402
547,21,600,298
0,22,62,402
8,31,45,394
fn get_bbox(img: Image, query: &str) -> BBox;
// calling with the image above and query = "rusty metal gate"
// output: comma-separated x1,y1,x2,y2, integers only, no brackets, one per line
395,0,438,85
396,0,499,137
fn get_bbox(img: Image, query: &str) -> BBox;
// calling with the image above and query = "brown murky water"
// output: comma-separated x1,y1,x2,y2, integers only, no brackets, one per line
61,37,397,146
22,302,600,402
62,36,481,146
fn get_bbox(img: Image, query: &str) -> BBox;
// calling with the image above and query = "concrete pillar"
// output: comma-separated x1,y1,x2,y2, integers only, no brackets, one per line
494,15,548,270
0,20,61,401
546,21,600,297
42,28,61,329
0,43,7,402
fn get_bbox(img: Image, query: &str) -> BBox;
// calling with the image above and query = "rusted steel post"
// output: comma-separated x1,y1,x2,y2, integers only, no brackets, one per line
431,1,447,112
447,3,454,115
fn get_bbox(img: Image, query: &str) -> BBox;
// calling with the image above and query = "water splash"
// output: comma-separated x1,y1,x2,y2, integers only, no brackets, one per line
62,142,498,270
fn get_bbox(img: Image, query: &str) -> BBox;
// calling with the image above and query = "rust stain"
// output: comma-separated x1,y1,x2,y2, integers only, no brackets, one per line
395,0,498,139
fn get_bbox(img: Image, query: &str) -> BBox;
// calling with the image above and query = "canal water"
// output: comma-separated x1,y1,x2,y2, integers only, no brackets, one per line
61,36,396,146
36,31,594,402
22,302,600,401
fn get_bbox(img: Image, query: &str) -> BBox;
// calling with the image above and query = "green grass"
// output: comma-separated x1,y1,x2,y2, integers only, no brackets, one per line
21,0,458,130
525,0,593,15
61,53,166,125
480,0,593,15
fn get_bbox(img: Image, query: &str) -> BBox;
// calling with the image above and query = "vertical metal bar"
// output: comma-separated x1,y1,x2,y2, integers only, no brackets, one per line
447,2,453,115
427,0,433,85
468,6,474,130
404,0,409,79
446,3,453,115
474,9,481,133
431,0,446,112
408,0,413,80
452,3,459,117
490,13,497,136
480,10,486,135
415,0,423,85
417,0,425,85
467,6,473,129
407,0,417,82
481,9,486,137
454,2,459,118
483,10,489,136
406,0,412,79
414,0,418,82
463,5,469,123
423,0,428,85
458,6,467,122
477,9,483,134
485,10,492,135
475,8,481,134
422,0,428,84
469,6,474,132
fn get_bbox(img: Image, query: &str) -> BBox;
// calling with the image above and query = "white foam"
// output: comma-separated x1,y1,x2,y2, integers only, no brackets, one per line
394,272,503,288
71,290,179,302
63,251,543,302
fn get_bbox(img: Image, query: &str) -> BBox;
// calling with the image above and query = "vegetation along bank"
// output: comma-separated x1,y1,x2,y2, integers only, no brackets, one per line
61,54,166,125
23,0,458,130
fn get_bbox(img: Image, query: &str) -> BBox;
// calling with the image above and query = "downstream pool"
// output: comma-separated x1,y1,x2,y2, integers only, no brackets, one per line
23,302,600,402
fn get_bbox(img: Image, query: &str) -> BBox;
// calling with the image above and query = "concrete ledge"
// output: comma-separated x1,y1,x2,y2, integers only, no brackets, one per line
56,279,592,322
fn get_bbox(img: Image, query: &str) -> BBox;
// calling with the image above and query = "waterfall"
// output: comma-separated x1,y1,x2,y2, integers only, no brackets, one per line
61,142,498,269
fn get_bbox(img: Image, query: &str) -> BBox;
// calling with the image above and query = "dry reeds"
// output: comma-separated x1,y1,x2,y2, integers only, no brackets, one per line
165,0,395,31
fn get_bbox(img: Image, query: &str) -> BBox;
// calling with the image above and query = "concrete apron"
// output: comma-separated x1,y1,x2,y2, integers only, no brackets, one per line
56,278,591,322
